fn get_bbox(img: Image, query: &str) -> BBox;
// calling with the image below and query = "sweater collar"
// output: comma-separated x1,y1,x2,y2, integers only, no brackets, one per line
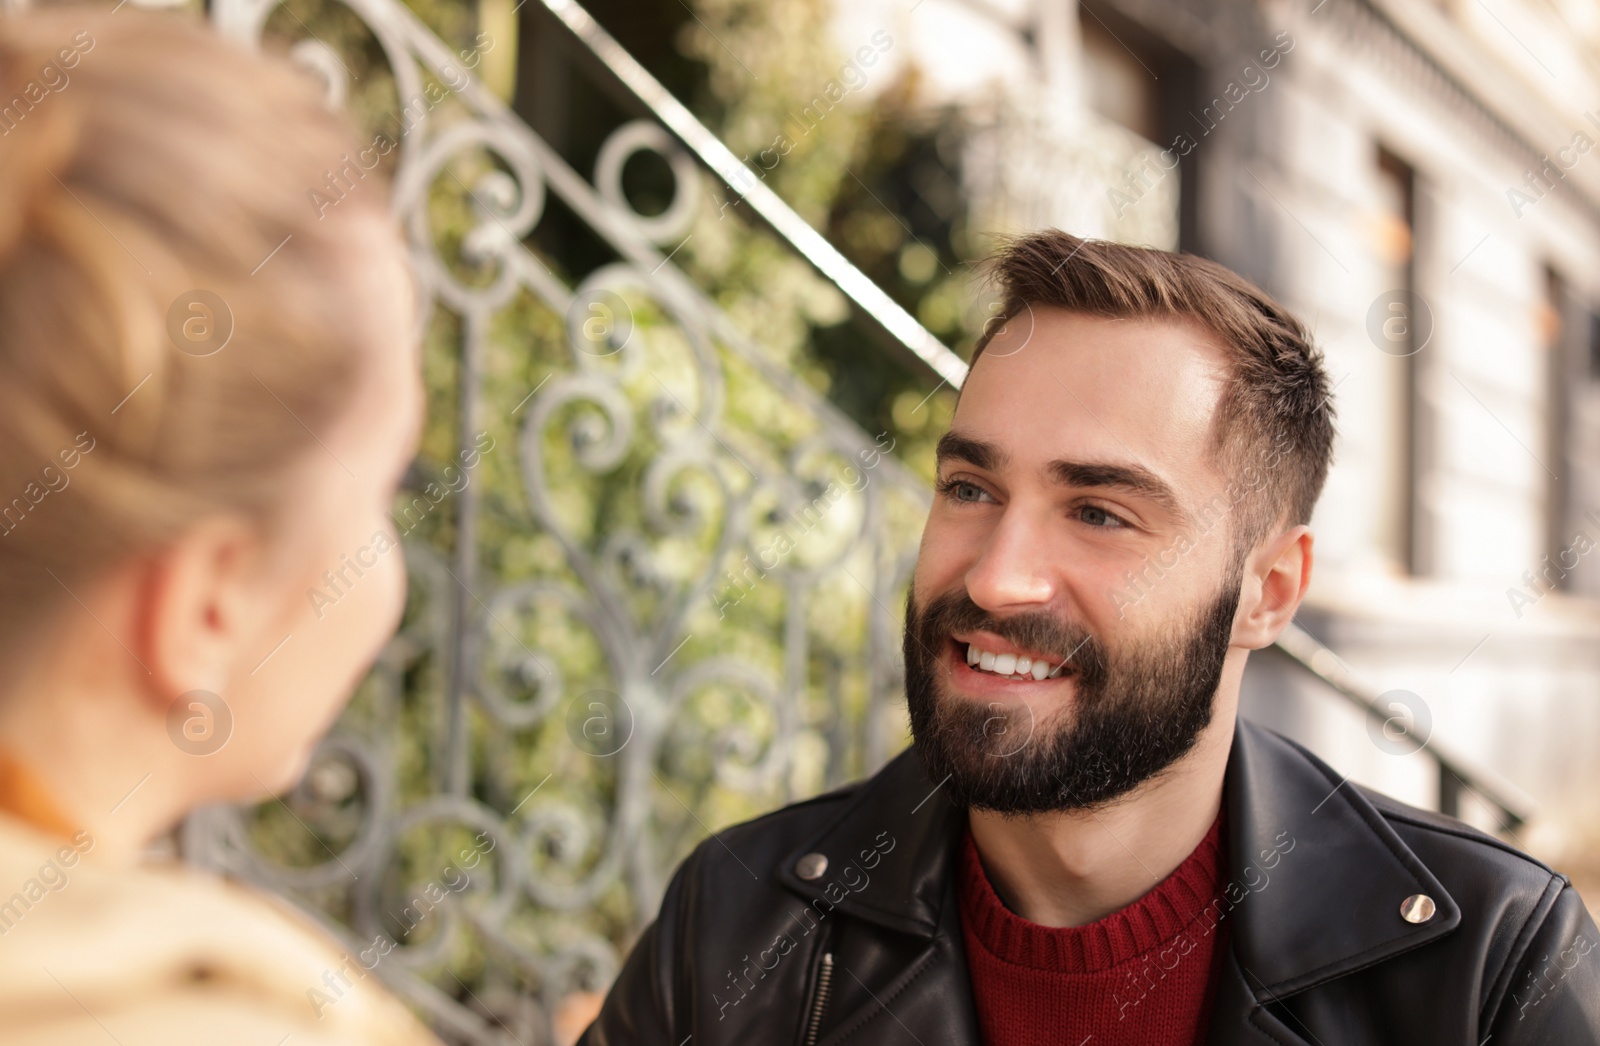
957,803,1227,972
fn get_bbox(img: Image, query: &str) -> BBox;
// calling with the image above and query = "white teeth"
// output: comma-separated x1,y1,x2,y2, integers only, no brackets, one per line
962,642,1058,680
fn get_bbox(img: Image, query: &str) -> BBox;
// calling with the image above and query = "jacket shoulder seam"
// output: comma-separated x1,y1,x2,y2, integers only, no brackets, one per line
1478,871,1567,1033
668,836,711,1039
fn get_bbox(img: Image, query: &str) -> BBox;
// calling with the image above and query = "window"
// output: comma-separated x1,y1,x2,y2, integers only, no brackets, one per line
1543,265,1576,593
1375,146,1426,576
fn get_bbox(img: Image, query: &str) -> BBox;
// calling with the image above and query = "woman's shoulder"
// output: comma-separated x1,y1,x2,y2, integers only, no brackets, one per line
0,814,440,1045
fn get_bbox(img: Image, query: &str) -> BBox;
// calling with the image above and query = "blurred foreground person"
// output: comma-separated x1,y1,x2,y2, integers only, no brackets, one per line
581,232,1600,1045
0,7,438,1044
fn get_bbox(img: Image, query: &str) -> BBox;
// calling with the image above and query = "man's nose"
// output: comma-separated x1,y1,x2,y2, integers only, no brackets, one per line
963,506,1055,611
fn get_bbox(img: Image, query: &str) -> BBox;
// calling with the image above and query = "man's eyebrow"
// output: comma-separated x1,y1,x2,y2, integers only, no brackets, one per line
935,431,1192,527
935,432,1006,472
1047,459,1191,527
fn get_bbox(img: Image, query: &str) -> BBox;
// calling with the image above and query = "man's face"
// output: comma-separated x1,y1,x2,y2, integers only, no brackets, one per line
904,306,1247,813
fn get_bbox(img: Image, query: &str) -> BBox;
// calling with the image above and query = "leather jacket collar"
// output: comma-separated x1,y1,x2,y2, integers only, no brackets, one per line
773,716,1464,1044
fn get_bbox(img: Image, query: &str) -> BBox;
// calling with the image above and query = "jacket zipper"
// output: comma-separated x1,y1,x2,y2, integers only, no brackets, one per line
801,951,834,1046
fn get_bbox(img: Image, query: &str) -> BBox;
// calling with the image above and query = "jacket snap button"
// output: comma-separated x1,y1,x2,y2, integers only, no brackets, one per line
1400,894,1436,924
796,852,829,880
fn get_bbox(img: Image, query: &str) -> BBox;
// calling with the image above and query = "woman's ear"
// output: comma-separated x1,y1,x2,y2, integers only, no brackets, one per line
1232,524,1314,650
132,514,273,714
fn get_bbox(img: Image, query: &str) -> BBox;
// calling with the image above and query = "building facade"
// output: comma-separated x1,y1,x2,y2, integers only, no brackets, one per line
854,0,1600,837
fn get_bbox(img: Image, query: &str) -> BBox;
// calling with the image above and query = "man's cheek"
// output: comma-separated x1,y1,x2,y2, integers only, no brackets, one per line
914,527,974,593
913,564,951,606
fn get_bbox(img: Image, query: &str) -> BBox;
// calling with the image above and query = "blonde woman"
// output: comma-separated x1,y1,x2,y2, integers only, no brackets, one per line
0,6,441,1043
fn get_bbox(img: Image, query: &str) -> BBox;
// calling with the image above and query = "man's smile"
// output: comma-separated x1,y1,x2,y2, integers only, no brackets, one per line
943,631,1077,699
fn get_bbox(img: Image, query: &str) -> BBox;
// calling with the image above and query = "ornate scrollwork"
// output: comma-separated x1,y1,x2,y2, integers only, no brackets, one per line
178,0,937,1040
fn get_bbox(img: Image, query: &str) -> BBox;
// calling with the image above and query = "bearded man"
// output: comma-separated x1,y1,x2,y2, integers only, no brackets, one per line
579,231,1600,1045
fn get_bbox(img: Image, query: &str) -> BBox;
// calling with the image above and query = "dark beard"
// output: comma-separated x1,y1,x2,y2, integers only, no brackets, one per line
902,574,1241,814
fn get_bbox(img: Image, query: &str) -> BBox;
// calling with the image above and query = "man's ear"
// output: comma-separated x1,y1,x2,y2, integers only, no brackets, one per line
1232,524,1314,650
131,514,270,713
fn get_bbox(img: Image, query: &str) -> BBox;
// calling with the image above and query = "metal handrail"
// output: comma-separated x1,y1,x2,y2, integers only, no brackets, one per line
537,0,971,391
1273,622,1537,832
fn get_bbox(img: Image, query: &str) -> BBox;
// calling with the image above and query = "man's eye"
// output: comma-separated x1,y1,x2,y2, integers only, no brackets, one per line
936,478,992,504
1079,504,1128,528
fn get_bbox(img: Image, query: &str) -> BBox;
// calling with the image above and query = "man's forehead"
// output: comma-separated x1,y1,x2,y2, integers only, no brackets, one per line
948,308,1230,508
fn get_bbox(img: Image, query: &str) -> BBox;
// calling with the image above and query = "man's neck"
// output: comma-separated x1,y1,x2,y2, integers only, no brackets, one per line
965,710,1235,928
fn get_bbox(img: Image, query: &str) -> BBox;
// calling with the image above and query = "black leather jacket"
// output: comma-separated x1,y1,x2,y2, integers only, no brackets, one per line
580,718,1600,1045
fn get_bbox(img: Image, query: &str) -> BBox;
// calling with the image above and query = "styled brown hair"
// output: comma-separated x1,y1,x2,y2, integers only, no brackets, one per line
968,230,1337,562
0,7,394,656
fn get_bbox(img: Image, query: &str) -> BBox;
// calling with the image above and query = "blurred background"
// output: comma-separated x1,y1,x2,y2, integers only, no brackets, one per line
15,0,1600,1039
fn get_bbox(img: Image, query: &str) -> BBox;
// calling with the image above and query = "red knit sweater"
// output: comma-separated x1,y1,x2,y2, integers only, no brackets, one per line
957,808,1229,1046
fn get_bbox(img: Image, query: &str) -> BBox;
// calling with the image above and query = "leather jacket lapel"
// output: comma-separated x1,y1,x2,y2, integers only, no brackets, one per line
775,748,978,1044
1204,719,1462,1042
775,747,964,940
1208,947,1319,1045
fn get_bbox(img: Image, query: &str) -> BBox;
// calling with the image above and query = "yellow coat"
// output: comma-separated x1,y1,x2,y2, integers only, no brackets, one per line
0,812,442,1045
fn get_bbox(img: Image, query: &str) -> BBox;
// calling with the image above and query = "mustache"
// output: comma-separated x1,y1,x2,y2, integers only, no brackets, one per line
916,589,1109,677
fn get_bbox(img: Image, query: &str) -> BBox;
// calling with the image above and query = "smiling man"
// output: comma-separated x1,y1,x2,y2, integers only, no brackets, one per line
579,231,1600,1046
